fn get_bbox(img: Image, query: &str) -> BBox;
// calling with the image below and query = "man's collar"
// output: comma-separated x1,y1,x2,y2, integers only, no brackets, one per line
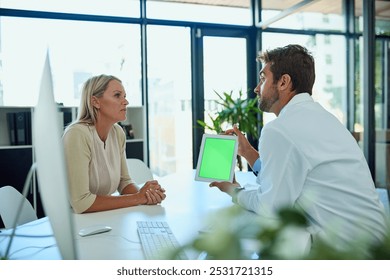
279,93,313,116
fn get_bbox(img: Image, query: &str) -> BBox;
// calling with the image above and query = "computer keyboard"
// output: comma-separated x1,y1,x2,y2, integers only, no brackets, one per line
136,221,188,260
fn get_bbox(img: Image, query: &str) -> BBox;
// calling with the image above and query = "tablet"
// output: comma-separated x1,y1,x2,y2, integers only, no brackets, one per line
195,134,238,183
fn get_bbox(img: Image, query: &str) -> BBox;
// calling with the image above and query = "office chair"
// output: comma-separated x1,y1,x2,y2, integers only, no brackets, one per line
126,158,154,185
0,185,38,229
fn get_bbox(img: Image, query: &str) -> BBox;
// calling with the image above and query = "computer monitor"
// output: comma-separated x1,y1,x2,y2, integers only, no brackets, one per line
33,53,78,259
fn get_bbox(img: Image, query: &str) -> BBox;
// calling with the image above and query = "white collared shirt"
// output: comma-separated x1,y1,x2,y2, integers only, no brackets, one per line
237,93,387,246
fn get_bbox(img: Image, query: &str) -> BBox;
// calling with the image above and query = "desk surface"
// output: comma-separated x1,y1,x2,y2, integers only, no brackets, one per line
0,170,310,260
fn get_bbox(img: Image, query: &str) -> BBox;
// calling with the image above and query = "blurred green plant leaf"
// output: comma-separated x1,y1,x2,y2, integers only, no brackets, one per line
179,205,390,260
198,89,262,139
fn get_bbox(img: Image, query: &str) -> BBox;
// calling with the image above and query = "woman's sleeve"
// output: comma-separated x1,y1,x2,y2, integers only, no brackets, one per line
63,125,97,214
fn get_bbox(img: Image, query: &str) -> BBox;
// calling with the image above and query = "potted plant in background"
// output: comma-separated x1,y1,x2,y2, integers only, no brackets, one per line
197,89,262,170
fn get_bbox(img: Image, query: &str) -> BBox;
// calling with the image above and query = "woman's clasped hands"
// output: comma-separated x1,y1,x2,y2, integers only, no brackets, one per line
139,180,166,205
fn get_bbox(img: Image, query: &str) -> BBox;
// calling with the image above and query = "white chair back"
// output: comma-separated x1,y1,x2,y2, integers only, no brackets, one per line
0,185,38,229
126,158,154,185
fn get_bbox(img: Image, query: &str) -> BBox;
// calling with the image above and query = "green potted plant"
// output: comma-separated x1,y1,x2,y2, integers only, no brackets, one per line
197,89,262,170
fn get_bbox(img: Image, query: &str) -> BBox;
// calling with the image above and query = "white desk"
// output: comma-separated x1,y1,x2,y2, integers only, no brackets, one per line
0,170,310,260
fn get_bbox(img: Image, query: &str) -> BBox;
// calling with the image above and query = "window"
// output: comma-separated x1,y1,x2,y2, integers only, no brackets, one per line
0,17,141,106
262,33,347,125
0,0,140,17
355,0,390,35
324,35,331,45
147,0,251,26
322,15,330,24
203,36,248,132
147,25,192,176
325,54,332,65
326,74,333,85
260,0,345,31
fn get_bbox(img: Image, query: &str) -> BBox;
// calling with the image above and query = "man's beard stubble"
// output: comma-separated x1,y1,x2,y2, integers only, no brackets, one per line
258,88,279,113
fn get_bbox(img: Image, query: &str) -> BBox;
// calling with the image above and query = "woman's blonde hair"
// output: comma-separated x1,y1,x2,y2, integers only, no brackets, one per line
77,74,122,124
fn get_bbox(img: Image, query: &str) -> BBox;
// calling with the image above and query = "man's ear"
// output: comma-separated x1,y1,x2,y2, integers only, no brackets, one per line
278,74,292,91
91,96,100,109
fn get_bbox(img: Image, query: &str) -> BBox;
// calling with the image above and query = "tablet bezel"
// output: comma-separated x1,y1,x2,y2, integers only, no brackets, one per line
195,134,238,183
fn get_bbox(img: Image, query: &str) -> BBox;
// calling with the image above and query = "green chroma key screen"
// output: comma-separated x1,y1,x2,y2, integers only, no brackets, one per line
198,137,237,181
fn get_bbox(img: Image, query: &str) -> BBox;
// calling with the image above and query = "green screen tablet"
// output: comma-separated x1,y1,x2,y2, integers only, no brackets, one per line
195,134,238,183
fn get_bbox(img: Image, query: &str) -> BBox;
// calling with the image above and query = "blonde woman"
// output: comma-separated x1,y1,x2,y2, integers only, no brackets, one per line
63,74,165,214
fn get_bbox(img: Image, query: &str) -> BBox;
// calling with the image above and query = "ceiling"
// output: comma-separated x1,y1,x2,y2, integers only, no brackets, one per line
154,0,390,20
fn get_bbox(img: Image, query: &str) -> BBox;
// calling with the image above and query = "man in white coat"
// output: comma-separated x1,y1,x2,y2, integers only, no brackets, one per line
210,44,387,250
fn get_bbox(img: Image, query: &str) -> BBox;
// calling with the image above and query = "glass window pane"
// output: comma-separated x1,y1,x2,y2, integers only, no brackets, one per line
147,25,192,176
203,36,247,132
147,0,251,26
354,38,363,134
261,0,345,31
202,36,248,170
355,0,390,35
376,39,390,189
0,0,140,17
261,33,347,126
0,17,141,106
203,37,247,100
355,38,390,189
